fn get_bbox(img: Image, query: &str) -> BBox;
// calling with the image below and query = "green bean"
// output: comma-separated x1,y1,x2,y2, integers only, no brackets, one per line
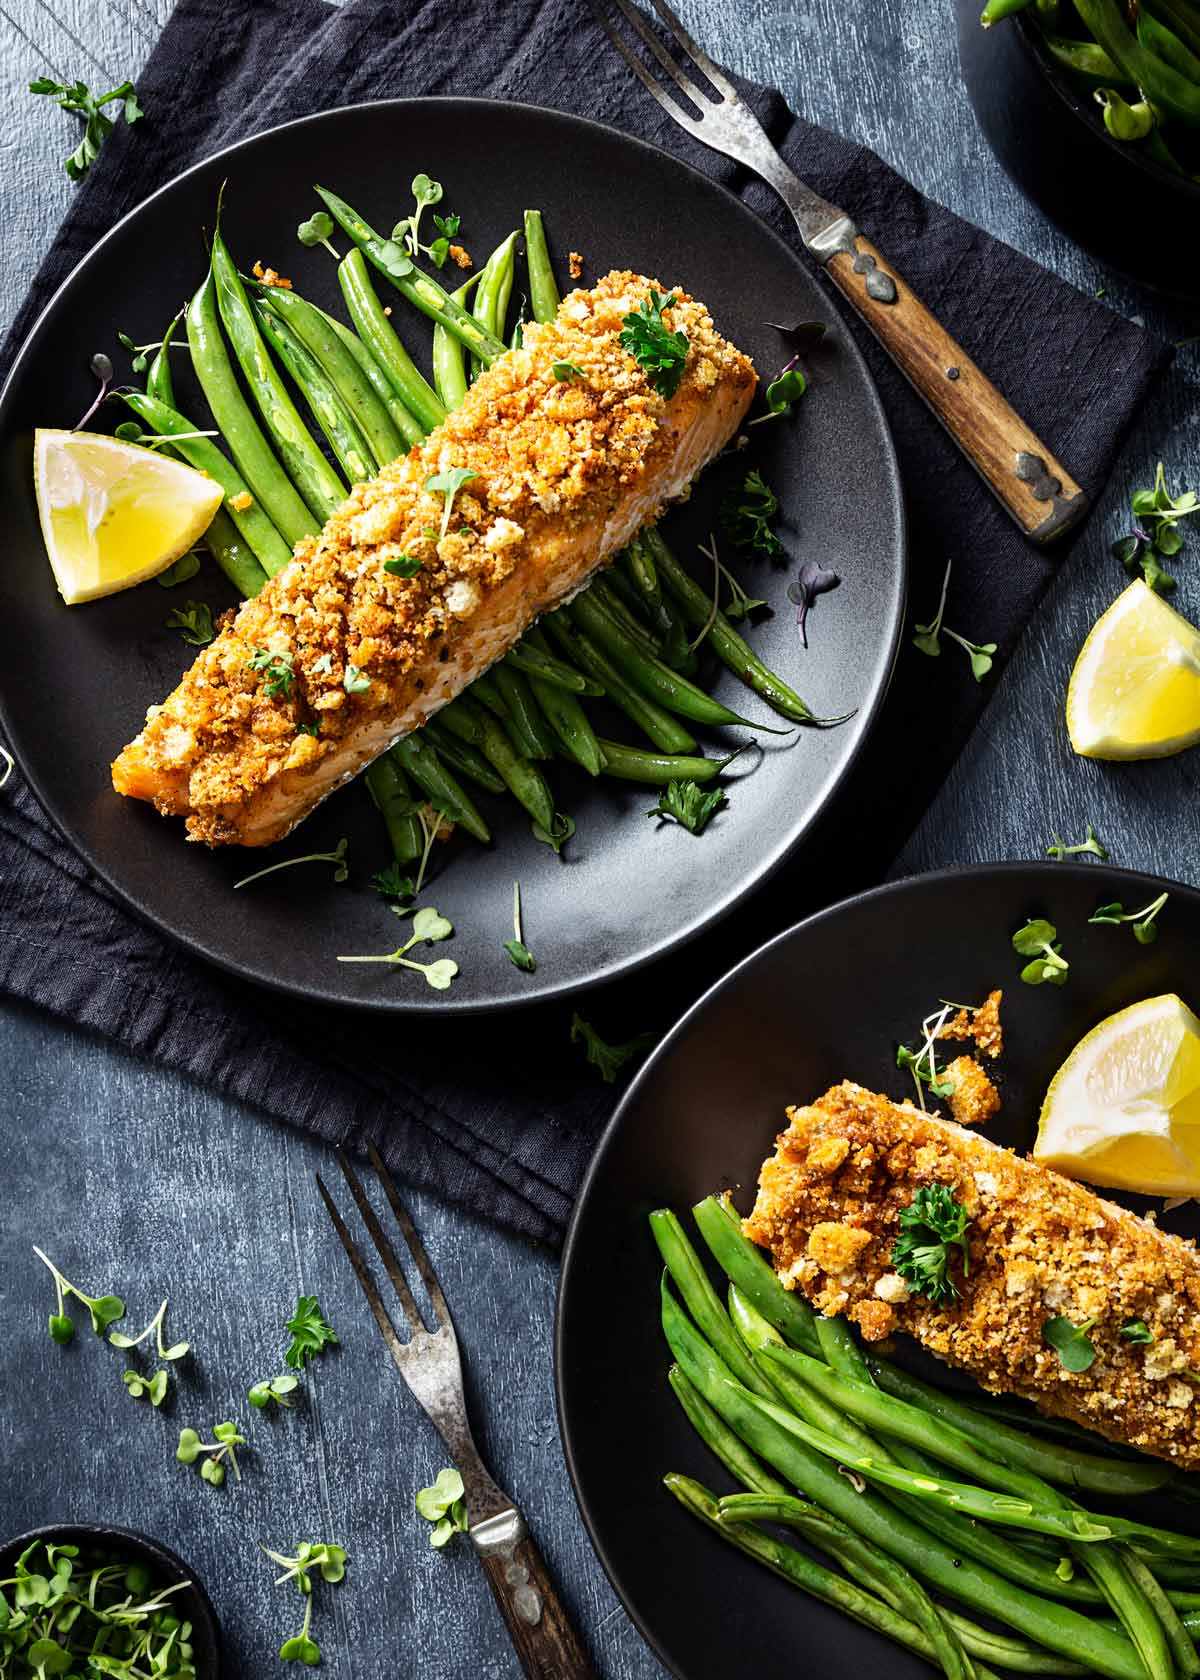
1122,1548,1200,1678
1076,1544,1175,1680
516,630,605,775
256,282,406,467
506,635,603,696
938,1612,1090,1676
645,527,830,725
118,391,286,588
545,612,698,754
981,0,1034,22
594,740,728,785
1038,29,1135,85
716,1492,975,1680
1138,7,1200,84
1144,0,1200,61
813,1313,874,1385
318,188,507,361
523,210,561,324
210,233,347,522
317,308,425,447
866,1356,1173,1497
472,231,518,373
667,1476,979,1678
603,555,660,626
1074,0,1200,124
438,694,556,831
254,302,376,484
692,1194,821,1356
338,249,447,435
433,273,481,411
186,272,317,549
668,1364,790,1498
467,670,510,722
145,312,181,406
365,754,424,863
650,1209,776,1400
624,533,664,618
389,734,490,845
424,716,508,794
491,662,557,760
661,1280,1145,1679
591,574,665,655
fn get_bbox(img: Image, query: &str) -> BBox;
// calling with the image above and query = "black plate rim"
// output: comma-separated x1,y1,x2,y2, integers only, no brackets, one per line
0,95,905,1016
554,856,1200,1680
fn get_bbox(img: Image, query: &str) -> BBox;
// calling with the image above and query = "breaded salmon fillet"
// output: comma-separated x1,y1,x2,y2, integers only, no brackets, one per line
745,1082,1200,1469
112,272,756,846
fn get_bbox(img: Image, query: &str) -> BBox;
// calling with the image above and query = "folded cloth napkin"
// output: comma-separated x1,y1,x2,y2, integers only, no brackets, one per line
0,0,1172,1246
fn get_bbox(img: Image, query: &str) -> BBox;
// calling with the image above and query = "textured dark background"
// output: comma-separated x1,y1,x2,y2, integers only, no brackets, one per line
1,1,1198,1676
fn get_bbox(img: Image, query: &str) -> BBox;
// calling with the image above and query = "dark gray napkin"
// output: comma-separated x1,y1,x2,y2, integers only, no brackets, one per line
0,0,1172,1246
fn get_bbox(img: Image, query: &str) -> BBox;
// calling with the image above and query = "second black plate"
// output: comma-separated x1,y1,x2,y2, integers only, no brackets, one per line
0,97,904,1013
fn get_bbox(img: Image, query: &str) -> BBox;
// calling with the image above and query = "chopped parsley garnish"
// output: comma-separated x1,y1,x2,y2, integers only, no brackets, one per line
570,1013,657,1084
284,1295,339,1370
1012,918,1069,986
296,721,320,738
721,468,783,559
1043,1314,1097,1373
647,778,727,836
551,360,586,383
1120,1319,1154,1344
891,1183,971,1306
166,601,215,646
30,74,143,180
383,553,422,578
619,291,689,399
248,647,295,699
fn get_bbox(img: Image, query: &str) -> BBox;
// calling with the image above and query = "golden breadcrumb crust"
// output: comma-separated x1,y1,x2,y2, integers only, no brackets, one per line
744,1082,1200,1468
116,272,754,842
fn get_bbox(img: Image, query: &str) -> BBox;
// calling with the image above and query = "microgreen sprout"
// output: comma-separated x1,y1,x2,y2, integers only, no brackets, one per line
720,469,783,560
551,360,586,382
1089,892,1169,944
279,1596,321,1665
34,1246,125,1341
234,837,349,891
748,354,807,424
284,1296,339,1370
787,559,841,647
1043,1315,1097,1373
72,351,114,432
165,601,216,646
249,1373,301,1409
714,553,768,622
913,561,996,681
896,1004,959,1113
424,467,478,543
247,647,296,700
372,862,416,902
416,1468,469,1548
891,1183,971,1306
343,663,371,694
176,1420,246,1486
619,291,689,399
1046,823,1107,862
337,906,458,989
262,1540,347,1591
123,1367,169,1406
503,879,536,972
570,1013,657,1084
383,552,422,579
647,779,727,836
369,804,445,906
297,210,341,258
1012,918,1069,986
689,536,724,653
115,421,219,450
392,174,460,267
1113,532,1176,595
29,75,143,180
1121,1319,1155,1344
1131,462,1198,557
108,1298,190,1361
156,551,202,588
116,329,185,375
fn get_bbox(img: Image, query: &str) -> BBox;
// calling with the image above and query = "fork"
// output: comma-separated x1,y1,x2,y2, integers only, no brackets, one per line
595,0,1088,546
317,1145,597,1679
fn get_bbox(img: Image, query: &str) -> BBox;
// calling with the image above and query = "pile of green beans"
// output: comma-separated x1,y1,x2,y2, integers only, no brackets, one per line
981,0,1200,179
125,189,831,881
654,1195,1200,1680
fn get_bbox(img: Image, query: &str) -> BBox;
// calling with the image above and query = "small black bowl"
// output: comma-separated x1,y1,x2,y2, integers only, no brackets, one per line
0,1523,222,1675
956,0,1200,297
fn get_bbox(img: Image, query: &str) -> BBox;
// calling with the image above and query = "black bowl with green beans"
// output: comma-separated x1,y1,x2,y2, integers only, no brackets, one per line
0,98,904,1011
957,0,1200,296
0,1522,222,1676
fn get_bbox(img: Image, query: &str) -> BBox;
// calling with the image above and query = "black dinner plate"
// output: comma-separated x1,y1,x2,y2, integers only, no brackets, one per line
0,98,904,1014
556,861,1200,1680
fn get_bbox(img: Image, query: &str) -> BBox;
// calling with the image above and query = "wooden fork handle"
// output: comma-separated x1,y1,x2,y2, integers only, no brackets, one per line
473,1512,597,1679
818,228,1087,544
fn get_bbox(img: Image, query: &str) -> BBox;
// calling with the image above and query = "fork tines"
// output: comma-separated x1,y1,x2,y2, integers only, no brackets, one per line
592,0,741,129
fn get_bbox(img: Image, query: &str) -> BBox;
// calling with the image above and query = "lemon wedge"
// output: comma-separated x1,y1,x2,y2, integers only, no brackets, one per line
1034,993,1200,1195
1066,579,1200,759
34,428,223,604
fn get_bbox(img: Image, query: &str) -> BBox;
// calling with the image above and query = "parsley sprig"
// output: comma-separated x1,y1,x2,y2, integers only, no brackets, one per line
285,1295,339,1370
619,291,689,399
891,1183,971,1306
166,601,215,646
29,75,143,180
721,469,783,560
248,647,296,699
647,778,727,835
914,561,996,681
570,1013,657,1083
1089,892,1169,944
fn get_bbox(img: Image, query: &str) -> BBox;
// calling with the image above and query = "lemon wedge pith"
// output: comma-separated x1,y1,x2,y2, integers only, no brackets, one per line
1066,579,1200,760
1034,993,1200,1195
34,428,223,605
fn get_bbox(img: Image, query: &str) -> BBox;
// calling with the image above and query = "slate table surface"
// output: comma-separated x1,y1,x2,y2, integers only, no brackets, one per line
1,1,1198,1675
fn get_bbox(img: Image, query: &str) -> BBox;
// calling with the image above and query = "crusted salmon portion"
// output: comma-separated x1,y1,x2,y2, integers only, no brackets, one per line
112,271,756,845
744,1082,1200,1469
